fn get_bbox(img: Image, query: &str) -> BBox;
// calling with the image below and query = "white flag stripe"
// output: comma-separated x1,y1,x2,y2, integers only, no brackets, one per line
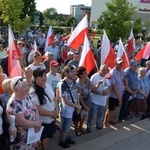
79,33,90,66
67,14,88,46
101,30,110,65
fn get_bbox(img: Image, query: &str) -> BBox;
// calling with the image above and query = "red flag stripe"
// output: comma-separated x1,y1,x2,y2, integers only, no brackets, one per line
67,14,88,50
8,25,22,77
79,33,96,74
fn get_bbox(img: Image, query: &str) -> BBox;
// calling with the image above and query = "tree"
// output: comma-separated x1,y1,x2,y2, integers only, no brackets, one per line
0,0,30,33
21,0,36,23
43,8,58,20
66,16,77,27
38,12,44,27
98,0,136,42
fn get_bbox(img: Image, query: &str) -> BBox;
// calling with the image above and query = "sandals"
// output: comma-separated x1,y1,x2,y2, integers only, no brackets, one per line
80,130,86,134
74,131,82,136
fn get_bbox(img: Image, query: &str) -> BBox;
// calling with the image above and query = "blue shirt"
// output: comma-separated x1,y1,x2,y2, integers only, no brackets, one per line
109,68,124,99
124,68,138,91
136,76,149,99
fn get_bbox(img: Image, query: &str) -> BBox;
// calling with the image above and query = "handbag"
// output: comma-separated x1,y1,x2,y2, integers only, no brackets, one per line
63,80,81,122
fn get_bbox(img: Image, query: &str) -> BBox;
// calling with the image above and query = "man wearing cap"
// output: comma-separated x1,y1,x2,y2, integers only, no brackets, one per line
103,58,124,126
47,60,61,93
118,59,139,121
43,52,54,73
68,52,80,68
64,51,74,66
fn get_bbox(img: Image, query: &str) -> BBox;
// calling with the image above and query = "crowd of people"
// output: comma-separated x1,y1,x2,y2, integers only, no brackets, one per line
0,28,150,149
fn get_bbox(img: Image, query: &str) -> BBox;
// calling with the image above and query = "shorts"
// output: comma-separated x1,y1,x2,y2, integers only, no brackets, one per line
81,109,88,118
108,97,119,111
41,121,55,140
60,116,72,133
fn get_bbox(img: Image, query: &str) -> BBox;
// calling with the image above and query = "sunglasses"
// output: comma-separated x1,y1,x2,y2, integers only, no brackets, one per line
14,78,24,87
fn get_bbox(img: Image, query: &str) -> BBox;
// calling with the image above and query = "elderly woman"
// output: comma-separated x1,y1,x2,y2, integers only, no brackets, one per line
135,67,149,115
30,68,59,150
6,76,41,150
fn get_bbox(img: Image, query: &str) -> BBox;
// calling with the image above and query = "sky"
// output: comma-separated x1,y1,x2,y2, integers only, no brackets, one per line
36,0,92,14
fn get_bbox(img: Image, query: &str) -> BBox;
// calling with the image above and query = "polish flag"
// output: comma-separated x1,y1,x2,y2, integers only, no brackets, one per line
34,40,38,52
101,30,116,69
117,39,129,69
79,33,96,74
8,25,22,77
126,29,135,54
67,14,88,50
44,26,54,52
134,42,150,60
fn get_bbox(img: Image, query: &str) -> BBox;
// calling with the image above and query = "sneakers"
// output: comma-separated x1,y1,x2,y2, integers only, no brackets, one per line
59,141,70,149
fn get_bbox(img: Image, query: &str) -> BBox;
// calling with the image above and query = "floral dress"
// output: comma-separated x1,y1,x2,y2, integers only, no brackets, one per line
7,95,37,150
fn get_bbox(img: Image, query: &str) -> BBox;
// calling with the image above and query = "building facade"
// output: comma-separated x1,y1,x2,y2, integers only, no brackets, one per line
90,0,150,28
70,4,91,23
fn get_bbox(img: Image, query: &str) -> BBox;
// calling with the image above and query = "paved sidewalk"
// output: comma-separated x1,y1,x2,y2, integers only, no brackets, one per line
67,118,150,150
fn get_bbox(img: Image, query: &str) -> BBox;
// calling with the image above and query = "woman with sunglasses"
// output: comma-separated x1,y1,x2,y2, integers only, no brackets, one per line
6,76,41,150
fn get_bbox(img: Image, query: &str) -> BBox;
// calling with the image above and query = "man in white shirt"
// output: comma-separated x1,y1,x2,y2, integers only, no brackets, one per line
87,64,111,133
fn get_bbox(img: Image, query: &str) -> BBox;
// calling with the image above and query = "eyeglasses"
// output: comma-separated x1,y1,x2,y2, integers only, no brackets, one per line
14,78,24,87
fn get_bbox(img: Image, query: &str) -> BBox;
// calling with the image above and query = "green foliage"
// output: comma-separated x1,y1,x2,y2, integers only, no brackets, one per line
98,0,137,42
42,7,77,27
0,0,30,33
21,0,36,23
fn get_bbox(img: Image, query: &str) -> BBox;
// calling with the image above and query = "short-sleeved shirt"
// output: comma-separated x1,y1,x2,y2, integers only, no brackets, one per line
6,95,37,149
47,72,61,93
124,68,138,91
136,76,149,99
76,78,91,100
61,79,78,118
109,68,124,99
68,60,79,68
30,83,55,124
29,63,46,71
90,72,111,106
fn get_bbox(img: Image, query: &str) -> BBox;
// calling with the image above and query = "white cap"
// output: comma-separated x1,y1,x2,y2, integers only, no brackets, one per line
67,51,74,56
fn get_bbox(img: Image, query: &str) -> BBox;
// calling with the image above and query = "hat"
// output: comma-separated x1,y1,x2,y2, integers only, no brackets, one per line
130,59,138,66
47,52,54,56
67,51,74,56
50,60,59,66
115,57,123,64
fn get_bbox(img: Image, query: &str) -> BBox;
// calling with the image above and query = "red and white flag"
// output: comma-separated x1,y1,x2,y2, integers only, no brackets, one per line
127,29,135,54
117,39,129,69
67,14,88,50
101,30,116,69
134,42,150,60
8,25,22,77
79,33,96,74
44,26,54,52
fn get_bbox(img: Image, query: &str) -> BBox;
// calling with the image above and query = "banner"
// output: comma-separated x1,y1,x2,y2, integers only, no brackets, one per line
141,0,150,3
